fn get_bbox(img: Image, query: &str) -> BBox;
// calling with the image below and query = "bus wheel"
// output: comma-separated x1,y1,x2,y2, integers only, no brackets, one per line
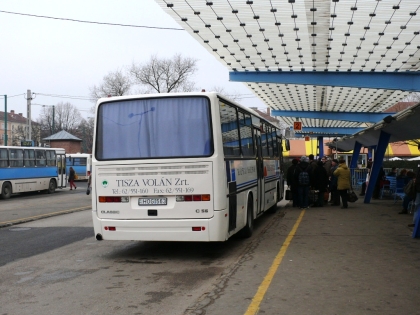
240,195,254,238
47,179,56,194
1,182,12,199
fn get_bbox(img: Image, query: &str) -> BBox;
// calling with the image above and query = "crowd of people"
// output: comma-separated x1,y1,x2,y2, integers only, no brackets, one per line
286,154,351,210
287,156,420,229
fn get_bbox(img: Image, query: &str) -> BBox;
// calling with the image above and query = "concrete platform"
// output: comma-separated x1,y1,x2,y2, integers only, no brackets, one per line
187,197,420,315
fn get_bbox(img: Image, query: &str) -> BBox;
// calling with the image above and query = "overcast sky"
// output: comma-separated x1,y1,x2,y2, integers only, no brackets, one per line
1,0,266,121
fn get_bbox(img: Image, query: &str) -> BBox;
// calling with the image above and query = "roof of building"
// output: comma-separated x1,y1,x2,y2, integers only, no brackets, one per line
43,130,82,141
0,110,32,124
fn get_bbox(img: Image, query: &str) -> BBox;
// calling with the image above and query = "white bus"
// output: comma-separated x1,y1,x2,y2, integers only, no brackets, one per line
66,153,92,180
0,146,66,199
91,92,285,242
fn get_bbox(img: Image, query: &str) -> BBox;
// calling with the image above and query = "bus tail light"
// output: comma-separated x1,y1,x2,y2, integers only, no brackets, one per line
104,226,116,231
99,196,129,203
176,195,211,202
192,227,206,231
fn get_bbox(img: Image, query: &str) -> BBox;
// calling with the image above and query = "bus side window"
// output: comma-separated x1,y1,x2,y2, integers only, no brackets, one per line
0,148,8,167
261,123,269,157
219,102,241,157
238,111,254,157
36,149,46,166
266,126,274,157
9,149,23,167
24,149,35,167
46,150,56,166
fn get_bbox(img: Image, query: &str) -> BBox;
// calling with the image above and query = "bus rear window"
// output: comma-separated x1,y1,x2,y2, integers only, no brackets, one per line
96,96,212,160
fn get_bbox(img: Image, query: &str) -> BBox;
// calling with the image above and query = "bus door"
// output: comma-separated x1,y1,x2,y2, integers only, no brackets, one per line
255,129,265,214
56,153,67,188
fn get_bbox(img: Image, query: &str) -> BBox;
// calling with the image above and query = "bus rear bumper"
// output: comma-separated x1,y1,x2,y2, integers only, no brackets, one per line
92,210,229,242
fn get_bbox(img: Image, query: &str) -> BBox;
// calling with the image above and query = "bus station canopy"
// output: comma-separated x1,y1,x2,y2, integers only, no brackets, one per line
157,0,420,132
332,101,420,151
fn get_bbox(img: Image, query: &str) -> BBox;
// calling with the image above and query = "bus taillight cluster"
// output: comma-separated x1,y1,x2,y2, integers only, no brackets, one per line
176,194,211,202
98,196,129,203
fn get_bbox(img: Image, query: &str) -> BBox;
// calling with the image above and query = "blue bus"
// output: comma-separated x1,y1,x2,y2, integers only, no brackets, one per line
65,153,92,180
0,146,66,199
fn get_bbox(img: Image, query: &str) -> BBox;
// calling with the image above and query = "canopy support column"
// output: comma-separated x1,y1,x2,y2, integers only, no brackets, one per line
364,131,391,204
317,136,324,157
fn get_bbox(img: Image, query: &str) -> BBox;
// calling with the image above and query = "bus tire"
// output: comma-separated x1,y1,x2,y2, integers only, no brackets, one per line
1,182,12,199
47,179,56,194
240,195,254,238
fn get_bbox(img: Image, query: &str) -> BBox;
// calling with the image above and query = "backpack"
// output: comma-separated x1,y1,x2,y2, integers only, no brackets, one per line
298,166,310,186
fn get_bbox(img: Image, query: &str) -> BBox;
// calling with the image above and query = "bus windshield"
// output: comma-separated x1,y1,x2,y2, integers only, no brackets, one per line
96,96,212,160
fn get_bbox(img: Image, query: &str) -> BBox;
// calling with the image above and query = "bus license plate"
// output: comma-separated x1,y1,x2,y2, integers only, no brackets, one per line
138,197,167,206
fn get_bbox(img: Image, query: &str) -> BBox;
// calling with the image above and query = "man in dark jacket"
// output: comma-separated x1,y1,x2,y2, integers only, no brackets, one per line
294,156,312,209
312,160,329,207
286,159,299,207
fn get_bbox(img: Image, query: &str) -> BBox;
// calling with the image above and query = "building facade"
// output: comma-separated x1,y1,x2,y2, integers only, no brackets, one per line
0,110,40,146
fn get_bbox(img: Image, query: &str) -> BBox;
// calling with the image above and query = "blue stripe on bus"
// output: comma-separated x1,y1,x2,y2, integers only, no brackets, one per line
0,167,58,180
265,174,280,181
237,179,258,189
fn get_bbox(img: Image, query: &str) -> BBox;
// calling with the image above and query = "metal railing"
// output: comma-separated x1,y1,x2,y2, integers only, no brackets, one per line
350,168,369,189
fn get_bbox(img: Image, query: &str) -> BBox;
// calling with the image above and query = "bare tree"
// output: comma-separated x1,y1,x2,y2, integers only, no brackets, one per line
38,102,83,135
89,69,132,101
130,54,197,93
11,124,41,146
73,117,94,153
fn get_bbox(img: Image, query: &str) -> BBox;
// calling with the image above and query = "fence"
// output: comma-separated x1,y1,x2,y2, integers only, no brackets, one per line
350,168,369,190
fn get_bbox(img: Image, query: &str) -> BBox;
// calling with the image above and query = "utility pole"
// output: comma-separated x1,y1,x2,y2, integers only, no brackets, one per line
52,105,55,134
26,90,33,141
3,95,7,145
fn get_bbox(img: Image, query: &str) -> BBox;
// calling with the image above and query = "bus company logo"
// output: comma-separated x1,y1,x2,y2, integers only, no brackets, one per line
102,180,109,188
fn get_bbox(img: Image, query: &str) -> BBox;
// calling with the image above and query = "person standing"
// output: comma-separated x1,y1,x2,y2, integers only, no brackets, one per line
322,156,332,176
333,159,351,209
69,166,77,190
286,158,299,207
308,154,318,170
322,156,332,204
294,156,312,210
312,160,329,207
373,166,386,199
329,159,340,206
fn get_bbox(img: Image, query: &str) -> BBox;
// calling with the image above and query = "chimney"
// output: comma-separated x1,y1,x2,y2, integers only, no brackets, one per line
19,113,23,116
11,110,15,114
266,108,271,116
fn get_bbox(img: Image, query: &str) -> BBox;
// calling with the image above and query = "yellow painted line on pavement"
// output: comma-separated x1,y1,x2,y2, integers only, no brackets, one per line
0,205,91,226
244,210,306,315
